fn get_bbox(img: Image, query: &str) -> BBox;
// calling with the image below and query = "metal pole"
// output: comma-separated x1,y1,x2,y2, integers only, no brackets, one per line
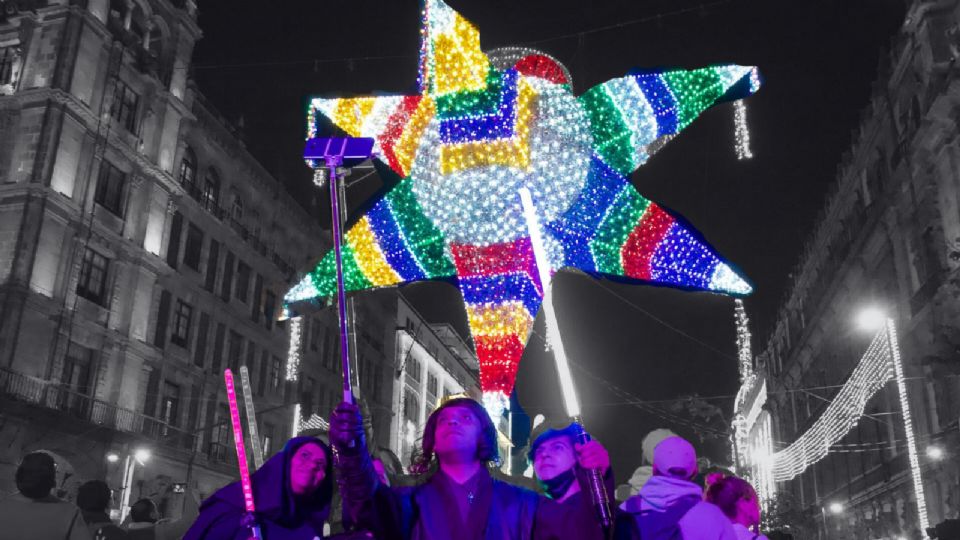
326,152,354,405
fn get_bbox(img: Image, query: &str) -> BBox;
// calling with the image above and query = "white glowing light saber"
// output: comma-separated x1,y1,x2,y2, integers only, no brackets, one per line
224,369,263,540
519,188,611,529
518,187,580,417
239,366,264,469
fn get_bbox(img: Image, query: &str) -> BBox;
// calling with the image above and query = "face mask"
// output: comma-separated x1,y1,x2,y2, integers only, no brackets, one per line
539,467,577,500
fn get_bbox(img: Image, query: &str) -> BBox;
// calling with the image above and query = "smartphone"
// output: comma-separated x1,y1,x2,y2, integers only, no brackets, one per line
172,483,187,494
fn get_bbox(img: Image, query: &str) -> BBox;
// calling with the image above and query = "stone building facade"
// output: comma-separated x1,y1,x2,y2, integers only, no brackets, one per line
0,0,331,517
755,0,960,536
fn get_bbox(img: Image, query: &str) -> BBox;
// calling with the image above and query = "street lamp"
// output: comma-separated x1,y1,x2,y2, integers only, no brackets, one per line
134,448,151,465
855,306,886,332
105,453,119,463
820,502,843,540
854,307,929,533
119,447,151,523
926,445,944,461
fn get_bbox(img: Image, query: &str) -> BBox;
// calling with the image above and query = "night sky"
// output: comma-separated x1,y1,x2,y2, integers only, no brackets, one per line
192,0,905,479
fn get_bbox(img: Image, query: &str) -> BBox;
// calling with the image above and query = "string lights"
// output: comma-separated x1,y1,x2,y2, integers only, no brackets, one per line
286,317,302,382
733,100,753,159
287,0,761,414
771,330,893,482
886,319,928,533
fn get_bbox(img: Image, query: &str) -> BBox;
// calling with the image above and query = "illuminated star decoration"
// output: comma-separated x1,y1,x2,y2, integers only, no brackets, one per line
287,0,760,415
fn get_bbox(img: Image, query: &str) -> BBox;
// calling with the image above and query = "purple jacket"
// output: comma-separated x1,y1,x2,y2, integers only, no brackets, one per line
184,437,333,540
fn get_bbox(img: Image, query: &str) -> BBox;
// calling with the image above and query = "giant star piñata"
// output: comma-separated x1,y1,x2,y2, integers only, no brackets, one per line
287,0,759,414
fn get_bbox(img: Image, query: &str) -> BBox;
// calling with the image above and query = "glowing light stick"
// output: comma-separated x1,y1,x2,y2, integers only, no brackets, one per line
239,365,264,469
224,369,263,540
519,187,612,530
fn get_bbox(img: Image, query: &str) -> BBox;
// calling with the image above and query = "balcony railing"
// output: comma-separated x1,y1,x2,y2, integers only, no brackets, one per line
0,367,220,460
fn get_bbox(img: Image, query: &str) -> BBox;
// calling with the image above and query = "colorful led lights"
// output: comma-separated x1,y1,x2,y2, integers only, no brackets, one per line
290,0,759,412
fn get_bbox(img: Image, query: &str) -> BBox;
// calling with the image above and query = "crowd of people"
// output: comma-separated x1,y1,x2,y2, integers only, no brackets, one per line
0,396,774,539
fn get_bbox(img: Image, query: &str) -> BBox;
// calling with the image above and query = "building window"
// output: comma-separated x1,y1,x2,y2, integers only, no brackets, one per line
404,390,419,422
0,46,17,86
61,343,93,397
111,80,139,132
257,350,268,397
235,261,251,303
203,169,220,212
408,357,421,382
427,373,437,397
250,274,263,322
263,291,276,330
178,147,197,191
204,240,219,292
221,251,235,302
171,299,192,347
77,248,109,305
166,211,183,269
228,330,244,373
160,381,181,429
232,196,244,221
270,356,282,391
94,161,126,216
183,223,203,271
193,312,210,368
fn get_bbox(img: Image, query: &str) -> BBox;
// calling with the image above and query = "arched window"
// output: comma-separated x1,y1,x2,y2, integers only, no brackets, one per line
203,168,220,212
178,147,196,190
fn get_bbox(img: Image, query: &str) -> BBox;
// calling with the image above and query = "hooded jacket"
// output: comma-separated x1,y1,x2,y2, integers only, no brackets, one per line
618,476,736,540
184,437,334,540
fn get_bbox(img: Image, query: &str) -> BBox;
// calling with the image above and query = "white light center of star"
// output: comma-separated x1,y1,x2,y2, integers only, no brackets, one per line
410,77,592,245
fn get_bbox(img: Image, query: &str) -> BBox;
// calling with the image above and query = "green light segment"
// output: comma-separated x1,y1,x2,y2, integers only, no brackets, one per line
580,85,635,175
309,242,373,297
663,68,724,131
436,68,503,120
385,177,456,278
590,186,650,274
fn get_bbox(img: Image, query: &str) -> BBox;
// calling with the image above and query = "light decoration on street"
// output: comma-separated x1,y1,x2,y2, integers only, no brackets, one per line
771,330,892,481
886,319,928,532
285,317,302,382
768,316,927,531
287,0,759,415
299,413,330,432
731,299,775,506
733,100,752,160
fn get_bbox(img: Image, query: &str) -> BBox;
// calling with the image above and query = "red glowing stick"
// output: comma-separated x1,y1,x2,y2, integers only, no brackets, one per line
225,369,263,539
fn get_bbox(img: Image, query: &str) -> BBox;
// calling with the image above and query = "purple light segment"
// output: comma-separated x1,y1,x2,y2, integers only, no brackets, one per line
225,369,257,513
